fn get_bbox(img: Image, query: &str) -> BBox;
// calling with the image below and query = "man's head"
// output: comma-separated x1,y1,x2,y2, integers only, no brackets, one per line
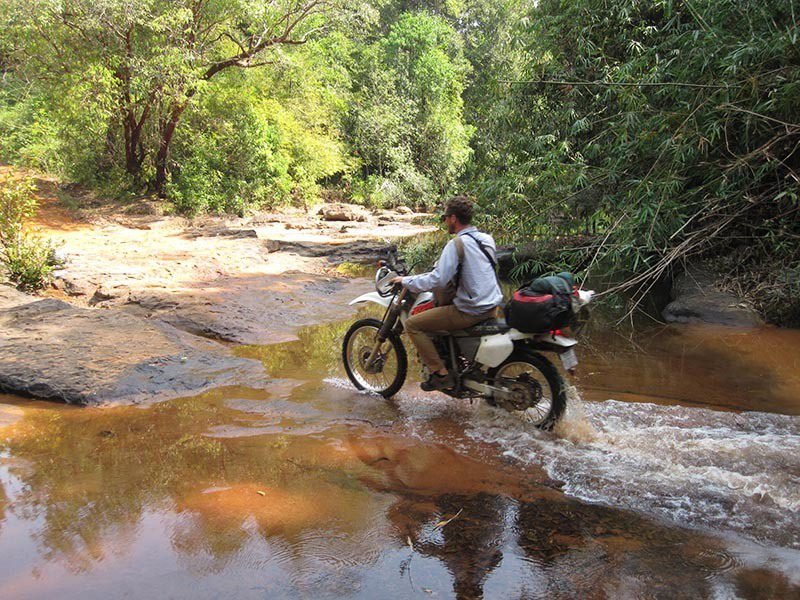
441,196,473,234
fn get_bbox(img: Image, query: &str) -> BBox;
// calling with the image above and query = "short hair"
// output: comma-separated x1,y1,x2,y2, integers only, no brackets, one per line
444,196,473,225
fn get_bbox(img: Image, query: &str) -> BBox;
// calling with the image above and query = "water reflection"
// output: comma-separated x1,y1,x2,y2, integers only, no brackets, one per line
394,493,507,600
579,323,800,414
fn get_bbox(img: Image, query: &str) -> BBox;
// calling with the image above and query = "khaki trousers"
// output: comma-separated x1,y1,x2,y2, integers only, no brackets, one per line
405,305,496,372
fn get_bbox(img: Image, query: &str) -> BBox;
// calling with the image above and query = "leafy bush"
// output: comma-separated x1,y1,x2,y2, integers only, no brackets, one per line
351,168,437,209
398,230,448,274
166,56,352,214
0,176,54,289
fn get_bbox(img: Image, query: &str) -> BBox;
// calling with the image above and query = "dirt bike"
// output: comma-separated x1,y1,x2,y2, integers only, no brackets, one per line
341,252,594,429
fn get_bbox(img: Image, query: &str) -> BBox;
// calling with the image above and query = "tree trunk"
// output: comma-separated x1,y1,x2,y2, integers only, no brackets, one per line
155,103,187,196
124,119,139,176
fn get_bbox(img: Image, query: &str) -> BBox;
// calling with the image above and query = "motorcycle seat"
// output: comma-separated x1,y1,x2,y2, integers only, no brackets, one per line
452,318,511,337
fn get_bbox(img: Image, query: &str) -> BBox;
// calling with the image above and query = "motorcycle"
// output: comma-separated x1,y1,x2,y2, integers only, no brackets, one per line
341,251,594,429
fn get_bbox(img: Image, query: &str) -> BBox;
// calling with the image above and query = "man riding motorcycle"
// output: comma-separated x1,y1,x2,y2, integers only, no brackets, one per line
391,196,503,391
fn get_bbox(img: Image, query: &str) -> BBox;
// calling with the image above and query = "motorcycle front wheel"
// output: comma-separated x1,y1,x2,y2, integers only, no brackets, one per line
342,318,408,398
488,351,567,430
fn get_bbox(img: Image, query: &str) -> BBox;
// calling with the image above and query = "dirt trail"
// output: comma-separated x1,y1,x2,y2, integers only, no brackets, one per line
1,167,434,403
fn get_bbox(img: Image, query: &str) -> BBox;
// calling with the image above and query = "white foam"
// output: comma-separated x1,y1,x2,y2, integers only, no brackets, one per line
464,395,800,549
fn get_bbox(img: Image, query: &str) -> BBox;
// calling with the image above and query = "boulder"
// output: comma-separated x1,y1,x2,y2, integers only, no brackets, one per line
262,239,282,253
663,268,763,327
0,297,264,405
317,203,369,222
395,206,413,215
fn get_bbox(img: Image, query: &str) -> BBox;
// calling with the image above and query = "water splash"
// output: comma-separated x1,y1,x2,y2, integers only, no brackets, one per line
465,393,800,549
553,384,599,444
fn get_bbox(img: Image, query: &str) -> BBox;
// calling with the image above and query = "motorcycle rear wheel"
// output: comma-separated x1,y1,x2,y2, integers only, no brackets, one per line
342,318,408,398
488,351,567,430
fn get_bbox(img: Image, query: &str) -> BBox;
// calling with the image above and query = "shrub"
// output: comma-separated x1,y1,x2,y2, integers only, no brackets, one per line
398,230,448,274
350,169,438,210
0,176,55,290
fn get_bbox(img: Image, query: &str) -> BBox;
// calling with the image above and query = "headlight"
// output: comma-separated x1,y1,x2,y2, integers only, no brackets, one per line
375,266,397,296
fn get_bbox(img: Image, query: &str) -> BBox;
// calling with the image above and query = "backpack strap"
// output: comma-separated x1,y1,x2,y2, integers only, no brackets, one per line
453,236,465,287
461,231,497,270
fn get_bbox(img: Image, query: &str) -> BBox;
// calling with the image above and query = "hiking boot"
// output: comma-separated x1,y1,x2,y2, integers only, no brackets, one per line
420,372,455,391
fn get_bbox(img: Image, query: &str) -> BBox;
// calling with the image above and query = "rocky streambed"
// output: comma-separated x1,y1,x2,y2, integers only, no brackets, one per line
1,181,432,404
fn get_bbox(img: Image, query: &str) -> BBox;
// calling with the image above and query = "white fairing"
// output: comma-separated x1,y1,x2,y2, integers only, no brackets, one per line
475,333,514,368
349,292,392,308
532,333,578,347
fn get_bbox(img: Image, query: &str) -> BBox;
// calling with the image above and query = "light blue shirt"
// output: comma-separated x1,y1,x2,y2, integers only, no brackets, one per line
402,226,504,315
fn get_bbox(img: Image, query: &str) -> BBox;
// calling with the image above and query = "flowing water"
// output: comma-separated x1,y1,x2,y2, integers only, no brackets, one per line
0,314,798,599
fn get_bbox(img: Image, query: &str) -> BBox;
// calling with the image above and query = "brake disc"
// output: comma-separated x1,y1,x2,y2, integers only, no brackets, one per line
497,374,542,411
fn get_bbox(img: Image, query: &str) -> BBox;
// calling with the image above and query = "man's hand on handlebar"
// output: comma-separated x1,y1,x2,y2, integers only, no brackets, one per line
389,276,404,286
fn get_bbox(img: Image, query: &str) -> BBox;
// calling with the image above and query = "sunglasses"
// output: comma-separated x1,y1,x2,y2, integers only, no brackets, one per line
440,213,454,222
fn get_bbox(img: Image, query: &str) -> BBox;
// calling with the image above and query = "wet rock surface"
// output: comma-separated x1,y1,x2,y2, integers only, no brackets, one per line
0,296,264,405
663,269,763,327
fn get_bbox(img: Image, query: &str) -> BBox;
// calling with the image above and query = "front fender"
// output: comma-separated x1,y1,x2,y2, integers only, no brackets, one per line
349,291,392,308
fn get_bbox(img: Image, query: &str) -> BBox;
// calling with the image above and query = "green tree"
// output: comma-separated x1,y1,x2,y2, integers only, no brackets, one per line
3,0,341,194
348,10,473,206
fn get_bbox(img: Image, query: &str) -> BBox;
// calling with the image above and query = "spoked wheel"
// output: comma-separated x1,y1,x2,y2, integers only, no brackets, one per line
342,318,408,398
488,351,567,430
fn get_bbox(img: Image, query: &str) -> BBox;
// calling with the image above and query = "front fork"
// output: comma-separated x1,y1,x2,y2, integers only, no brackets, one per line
364,287,407,370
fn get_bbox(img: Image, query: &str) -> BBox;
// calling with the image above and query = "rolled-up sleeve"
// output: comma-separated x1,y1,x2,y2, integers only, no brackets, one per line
401,240,458,293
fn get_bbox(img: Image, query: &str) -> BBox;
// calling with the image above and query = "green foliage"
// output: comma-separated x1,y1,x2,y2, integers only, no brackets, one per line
0,176,37,237
0,176,54,289
165,38,355,214
398,229,447,273
348,11,473,208
166,83,289,215
0,2,474,213
1,0,347,201
467,0,800,322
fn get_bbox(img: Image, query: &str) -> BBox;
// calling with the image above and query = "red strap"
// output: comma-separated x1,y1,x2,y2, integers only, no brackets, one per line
512,291,554,303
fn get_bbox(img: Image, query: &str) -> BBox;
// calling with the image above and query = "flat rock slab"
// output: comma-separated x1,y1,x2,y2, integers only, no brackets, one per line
276,240,396,264
0,297,265,405
128,272,373,345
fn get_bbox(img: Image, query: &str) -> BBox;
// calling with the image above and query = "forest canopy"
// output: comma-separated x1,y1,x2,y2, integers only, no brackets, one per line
1,0,798,322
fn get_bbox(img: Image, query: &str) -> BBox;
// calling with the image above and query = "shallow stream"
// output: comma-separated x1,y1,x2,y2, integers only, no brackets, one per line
1,315,798,599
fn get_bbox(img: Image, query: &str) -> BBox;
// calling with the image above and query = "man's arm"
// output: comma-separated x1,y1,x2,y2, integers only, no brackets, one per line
400,240,459,293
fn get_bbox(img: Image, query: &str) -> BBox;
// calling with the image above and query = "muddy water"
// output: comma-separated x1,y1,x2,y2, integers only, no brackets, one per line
0,317,799,599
